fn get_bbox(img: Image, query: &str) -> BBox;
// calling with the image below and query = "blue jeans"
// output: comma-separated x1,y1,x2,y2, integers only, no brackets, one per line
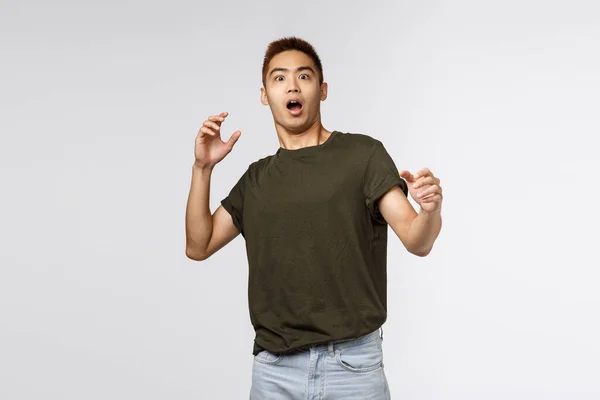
250,327,391,399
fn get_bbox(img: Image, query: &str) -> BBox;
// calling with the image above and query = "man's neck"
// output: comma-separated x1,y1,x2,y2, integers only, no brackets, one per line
276,123,331,150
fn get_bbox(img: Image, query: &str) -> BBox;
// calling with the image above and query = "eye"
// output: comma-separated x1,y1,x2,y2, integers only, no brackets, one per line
299,73,309,79
275,76,284,81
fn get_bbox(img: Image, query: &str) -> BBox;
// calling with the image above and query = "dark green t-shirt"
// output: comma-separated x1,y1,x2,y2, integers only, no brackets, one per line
221,130,408,356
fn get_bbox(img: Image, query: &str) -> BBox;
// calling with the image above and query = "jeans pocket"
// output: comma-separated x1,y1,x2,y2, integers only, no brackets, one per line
254,349,284,365
335,338,383,373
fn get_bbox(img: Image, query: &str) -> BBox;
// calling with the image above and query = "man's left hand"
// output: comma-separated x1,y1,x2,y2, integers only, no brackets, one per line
399,168,443,213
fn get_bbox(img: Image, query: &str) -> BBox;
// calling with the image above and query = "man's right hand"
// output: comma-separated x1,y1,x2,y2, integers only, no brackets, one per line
194,112,242,169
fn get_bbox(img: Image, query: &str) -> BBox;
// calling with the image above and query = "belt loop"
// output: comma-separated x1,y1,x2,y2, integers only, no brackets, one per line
380,325,384,341
328,341,334,357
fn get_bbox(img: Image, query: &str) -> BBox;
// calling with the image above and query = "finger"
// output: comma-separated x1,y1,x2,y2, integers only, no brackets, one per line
421,194,443,203
416,185,440,199
208,115,225,123
413,168,431,179
399,170,416,182
204,121,220,131
413,176,436,189
428,188,442,200
208,112,228,122
200,126,216,136
413,168,432,179
226,130,242,147
422,192,443,201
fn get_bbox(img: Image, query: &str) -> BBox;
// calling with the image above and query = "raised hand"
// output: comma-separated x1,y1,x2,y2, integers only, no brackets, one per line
194,112,242,169
399,168,443,213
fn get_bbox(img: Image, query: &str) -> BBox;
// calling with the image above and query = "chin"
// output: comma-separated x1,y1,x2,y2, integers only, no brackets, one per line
277,121,307,133
276,114,304,125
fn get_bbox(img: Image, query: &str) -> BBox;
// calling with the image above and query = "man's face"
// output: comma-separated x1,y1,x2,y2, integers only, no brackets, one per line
261,50,327,133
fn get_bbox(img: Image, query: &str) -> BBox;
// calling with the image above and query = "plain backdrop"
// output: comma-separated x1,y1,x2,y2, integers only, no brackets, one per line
1,0,599,399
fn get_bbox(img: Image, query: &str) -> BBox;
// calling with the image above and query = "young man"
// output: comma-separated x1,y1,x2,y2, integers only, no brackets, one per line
185,37,443,399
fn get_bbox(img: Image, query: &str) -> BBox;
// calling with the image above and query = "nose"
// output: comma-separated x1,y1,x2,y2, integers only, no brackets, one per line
287,80,299,93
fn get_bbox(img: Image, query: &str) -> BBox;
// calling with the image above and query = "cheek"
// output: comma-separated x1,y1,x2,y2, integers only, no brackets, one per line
308,94,322,109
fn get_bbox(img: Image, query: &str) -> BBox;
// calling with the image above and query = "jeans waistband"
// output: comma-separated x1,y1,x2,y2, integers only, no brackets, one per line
303,326,383,354
326,326,382,352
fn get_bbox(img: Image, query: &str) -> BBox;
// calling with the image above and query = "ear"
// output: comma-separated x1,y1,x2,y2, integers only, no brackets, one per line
260,87,269,106
320,82,328,101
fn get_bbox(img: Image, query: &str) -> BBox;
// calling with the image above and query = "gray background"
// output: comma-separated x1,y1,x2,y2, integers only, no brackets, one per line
1,0,599,398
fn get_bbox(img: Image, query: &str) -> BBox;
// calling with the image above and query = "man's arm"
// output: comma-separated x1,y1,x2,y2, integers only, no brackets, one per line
185,164,240,261
378,185,442,257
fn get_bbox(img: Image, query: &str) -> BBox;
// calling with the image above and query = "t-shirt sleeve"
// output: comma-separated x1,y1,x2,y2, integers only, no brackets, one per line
363,141,408,224
220,167,249,237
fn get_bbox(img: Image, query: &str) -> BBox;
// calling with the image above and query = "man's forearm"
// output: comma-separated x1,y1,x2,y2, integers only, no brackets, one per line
185,164,214,259
407,208,442,256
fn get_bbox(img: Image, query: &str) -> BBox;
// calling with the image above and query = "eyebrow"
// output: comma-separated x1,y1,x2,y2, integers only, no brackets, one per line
269,66,316,77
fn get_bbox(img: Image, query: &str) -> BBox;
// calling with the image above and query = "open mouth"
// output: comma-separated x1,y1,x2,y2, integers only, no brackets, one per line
286,100,303,112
